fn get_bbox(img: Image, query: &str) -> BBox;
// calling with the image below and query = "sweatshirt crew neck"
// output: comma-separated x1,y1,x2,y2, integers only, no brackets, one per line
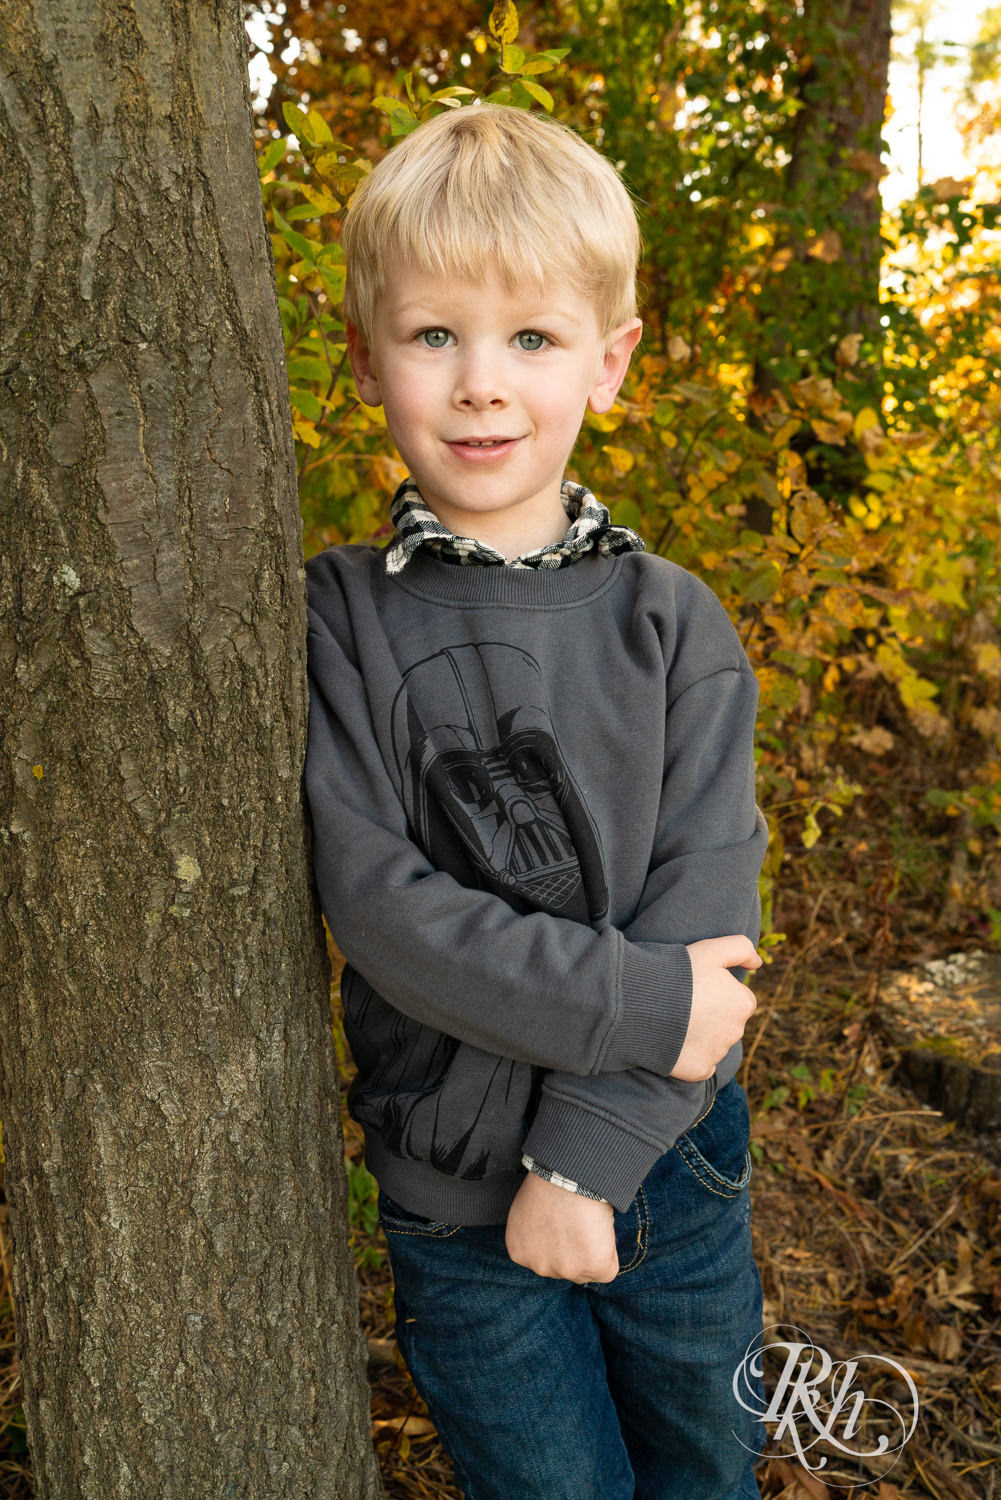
385,545,620,607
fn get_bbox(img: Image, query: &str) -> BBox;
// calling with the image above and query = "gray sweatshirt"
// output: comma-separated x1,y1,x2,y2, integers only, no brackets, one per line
305,543,768,1223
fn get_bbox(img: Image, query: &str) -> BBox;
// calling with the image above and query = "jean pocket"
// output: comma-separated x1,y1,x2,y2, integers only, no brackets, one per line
673,1080,752,1199
377,1191,461,1239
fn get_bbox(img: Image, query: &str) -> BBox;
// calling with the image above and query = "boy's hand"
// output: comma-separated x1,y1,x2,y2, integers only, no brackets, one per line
673,935,762,1082
505,1172,618,1284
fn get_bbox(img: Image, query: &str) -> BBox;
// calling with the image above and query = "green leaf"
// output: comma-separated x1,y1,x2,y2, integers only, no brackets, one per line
282,102,309,136
287,355,333,383
518,56,557,75
502,44,526,72
430,86,476,101
315,242,345,265
373,95,420,136
290,387,324,421
317,266,346,302
257,138,286,176
489,0,519,45
273,214,316,260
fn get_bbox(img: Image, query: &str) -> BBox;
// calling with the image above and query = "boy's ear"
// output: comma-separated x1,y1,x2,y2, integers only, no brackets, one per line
346,320,383,408
588,318,643,416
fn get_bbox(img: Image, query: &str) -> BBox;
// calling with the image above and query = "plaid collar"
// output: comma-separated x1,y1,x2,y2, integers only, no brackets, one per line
384,478,644,576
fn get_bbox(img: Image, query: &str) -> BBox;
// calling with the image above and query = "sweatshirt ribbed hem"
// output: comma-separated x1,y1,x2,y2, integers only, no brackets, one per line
612,940,693,1075
365,1136,524,1225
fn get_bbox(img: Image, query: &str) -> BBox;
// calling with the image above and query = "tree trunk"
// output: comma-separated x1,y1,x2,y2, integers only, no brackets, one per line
752,0,893,402
0,2,382,1496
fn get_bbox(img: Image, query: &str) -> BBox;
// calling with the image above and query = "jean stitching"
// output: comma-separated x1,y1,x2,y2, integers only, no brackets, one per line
381,1220,464,1240
691,1091,718,1130
617,1183,649,1274
674,1137,752,1197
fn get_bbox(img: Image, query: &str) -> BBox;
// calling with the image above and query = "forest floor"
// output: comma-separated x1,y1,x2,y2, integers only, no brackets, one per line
2,935,999,1500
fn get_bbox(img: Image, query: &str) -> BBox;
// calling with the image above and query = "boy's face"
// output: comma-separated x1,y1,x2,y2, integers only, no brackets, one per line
347,256,641,552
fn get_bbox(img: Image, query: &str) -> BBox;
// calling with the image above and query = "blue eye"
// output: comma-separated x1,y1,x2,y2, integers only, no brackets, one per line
516,331,547,351
420,328,452,348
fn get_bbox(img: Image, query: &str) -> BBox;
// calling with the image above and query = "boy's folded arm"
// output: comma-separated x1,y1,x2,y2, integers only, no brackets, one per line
520,660,768,1210
521,847,765,1209
306,619,695,1081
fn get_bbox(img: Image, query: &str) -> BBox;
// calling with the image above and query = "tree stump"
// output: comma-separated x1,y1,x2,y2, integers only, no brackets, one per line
878,951,1001,1132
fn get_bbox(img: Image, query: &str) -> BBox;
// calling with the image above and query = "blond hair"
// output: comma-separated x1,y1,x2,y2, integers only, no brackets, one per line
341,104,640,344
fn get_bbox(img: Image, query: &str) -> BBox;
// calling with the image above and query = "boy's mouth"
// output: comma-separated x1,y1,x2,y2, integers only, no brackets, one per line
446,436,520,458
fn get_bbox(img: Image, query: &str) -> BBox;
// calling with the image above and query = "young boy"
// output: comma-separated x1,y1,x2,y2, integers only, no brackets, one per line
304,104,769,1500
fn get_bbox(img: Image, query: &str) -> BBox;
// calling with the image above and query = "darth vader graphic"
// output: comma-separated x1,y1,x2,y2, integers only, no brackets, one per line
346,641,609,1182
391,642,609,924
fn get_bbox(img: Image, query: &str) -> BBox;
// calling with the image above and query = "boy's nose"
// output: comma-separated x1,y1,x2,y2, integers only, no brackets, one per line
453,354,507,410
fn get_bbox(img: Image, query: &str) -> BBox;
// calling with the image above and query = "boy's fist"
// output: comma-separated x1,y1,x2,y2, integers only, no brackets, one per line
672,935,762,1082
505,1172,618,1284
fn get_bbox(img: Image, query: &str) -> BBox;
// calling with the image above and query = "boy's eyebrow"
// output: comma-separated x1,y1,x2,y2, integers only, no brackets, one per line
387,297,586,327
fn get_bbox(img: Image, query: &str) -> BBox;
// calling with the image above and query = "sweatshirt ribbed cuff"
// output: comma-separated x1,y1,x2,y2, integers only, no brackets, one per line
611,940,693,1075
522,1080,712,1212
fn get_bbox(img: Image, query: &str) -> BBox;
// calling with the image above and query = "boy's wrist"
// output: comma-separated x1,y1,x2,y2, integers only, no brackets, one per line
521,1153,609,1203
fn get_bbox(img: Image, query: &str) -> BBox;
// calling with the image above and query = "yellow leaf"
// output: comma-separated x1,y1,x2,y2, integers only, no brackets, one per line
853,406,881,440
519,78,554,110
789,491,830,543
802,810,821,849
33,764,44,779
771,418,801,449
357,401,387,428
586,406,624,432
603,445,635,475
299,183,340,214
305,109,334,145
293,417,321,448
372,1415,437,1438
791,375,839,411
973,642,1001,679
489,0,519,45
810,413,852,445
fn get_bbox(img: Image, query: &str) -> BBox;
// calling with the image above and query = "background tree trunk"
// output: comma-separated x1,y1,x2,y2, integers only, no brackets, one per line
0,2,381,1495
751,0,893,388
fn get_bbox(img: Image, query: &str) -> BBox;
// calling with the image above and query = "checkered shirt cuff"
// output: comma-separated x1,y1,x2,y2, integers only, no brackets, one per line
522,1154,610,1203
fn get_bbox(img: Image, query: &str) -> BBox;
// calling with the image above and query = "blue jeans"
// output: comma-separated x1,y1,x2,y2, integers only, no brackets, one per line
378,1079,765,1500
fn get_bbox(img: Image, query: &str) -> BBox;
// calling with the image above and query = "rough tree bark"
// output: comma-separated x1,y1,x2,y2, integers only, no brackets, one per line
0,2,382,1496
